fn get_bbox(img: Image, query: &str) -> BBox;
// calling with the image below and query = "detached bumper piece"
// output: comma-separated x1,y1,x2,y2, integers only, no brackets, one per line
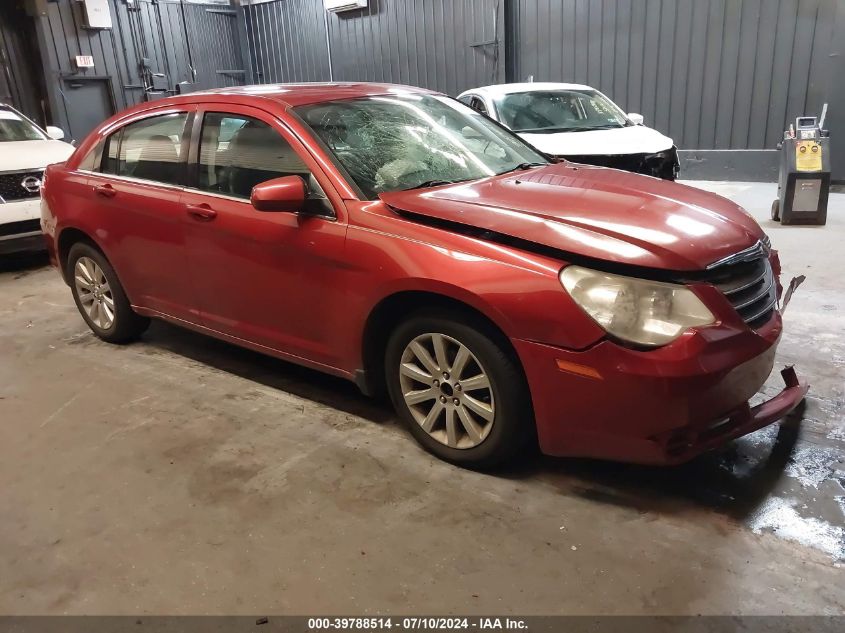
563,147,679,180
653,366,808,464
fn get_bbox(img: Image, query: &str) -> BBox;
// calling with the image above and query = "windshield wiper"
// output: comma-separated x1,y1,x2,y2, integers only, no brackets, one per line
514,126,583,134
401,179,463,191
497,162,547,176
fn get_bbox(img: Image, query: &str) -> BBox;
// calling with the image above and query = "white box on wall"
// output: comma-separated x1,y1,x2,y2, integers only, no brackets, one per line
324,0,367,13
80,0,112,29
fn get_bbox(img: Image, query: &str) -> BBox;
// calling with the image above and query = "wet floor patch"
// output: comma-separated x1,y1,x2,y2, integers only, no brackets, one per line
530,405,845,564
693,387,844,562
731,424,845,562
783,443,841,489
748,496,845,561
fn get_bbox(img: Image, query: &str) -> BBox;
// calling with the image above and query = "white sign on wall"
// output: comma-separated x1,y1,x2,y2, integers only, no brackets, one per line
324,0,368,12
81,0,112,30
75,55,95,69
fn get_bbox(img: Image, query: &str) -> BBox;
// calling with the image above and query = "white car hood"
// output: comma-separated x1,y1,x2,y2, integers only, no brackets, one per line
0,140,74,172
519,125,674,156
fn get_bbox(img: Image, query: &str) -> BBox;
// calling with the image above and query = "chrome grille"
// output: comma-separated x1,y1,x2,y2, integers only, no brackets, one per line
0,170,43,202
701,256,777,328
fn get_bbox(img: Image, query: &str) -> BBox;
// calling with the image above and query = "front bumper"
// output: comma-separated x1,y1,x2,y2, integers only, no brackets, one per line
0,198,44,254
0,230,44,255
562,146,679,180
513,312,808,465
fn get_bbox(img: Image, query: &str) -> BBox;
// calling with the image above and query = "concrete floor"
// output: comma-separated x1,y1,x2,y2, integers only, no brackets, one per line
0,181,843,615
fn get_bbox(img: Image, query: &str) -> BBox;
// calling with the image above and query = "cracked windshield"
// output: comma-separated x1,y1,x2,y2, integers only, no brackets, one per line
296,92,548,199
494,89,630,133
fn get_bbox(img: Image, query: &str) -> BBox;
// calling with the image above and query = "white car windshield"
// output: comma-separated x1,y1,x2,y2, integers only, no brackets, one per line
494,89,630,134
296,93,548,200
0,107,47,142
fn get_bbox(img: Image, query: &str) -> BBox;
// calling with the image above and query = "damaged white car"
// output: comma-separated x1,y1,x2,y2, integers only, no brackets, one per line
458,82,679,180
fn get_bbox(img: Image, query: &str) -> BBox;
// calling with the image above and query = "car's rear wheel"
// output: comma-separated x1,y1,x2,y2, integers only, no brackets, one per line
67,242,149,343
385,311,533,468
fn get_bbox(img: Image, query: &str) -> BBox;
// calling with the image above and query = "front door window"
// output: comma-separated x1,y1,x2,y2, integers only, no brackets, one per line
198,113,310,199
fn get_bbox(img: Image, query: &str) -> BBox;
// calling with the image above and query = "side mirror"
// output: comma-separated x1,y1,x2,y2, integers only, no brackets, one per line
627,113,644,126
46,126,65,140
251,175,306,213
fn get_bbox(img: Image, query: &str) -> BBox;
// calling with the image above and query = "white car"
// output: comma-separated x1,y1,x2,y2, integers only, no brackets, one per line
1,104,74,255
457,82,679,180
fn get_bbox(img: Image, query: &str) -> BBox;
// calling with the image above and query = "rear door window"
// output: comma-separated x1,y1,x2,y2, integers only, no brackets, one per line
102,112,188,185
77,140,103,171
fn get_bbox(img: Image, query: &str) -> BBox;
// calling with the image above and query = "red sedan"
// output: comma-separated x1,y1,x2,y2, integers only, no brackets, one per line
41,83,807,468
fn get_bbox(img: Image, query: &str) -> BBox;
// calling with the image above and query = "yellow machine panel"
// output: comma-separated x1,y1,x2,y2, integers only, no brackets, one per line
795,141,822,172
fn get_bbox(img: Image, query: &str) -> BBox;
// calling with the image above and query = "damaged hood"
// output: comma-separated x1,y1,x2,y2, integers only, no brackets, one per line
519,124,674,156
379,163,765,271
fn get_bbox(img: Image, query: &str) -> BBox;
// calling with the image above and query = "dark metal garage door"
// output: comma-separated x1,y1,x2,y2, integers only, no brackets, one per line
182,2,251,90
120,0,249,94
244,0,504,96
325,0,505,95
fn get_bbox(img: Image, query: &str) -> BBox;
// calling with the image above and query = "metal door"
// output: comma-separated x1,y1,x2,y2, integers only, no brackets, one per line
182,3,249,90
61,78,115,142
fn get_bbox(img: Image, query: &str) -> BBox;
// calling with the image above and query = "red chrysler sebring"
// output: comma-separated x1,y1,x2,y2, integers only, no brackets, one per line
41,83,807,468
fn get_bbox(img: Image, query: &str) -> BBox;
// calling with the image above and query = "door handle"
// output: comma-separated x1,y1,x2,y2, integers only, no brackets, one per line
186,204,217,221
93,183,116,198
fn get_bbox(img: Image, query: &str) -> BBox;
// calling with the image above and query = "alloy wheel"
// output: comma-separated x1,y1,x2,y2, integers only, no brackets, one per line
74,256,115,330
398,332,495,449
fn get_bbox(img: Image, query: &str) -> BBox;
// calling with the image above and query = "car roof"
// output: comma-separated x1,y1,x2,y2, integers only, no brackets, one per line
460,82,596,98
87,83,447,142
172,82,436,108
104,83,441,127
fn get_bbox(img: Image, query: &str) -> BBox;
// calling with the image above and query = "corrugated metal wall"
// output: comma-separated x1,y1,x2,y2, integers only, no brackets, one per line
245,0,331,82
244,0,841,154
243,0,504,95
182,2,251,89
510,0,841,151
0,1,47,124
27,0,247,140
13,0,843,175
326,0,504,95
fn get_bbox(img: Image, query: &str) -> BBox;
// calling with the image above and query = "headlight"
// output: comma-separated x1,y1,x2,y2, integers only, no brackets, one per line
559,266,715,347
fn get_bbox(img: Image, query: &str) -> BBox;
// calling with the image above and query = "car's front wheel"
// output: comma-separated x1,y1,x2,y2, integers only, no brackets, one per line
67,242,149,343
385,311,533,468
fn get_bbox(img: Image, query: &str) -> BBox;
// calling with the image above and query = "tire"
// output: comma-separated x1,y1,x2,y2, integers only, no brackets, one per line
385,310,533,469
771,199,781,222
67,242,149,343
